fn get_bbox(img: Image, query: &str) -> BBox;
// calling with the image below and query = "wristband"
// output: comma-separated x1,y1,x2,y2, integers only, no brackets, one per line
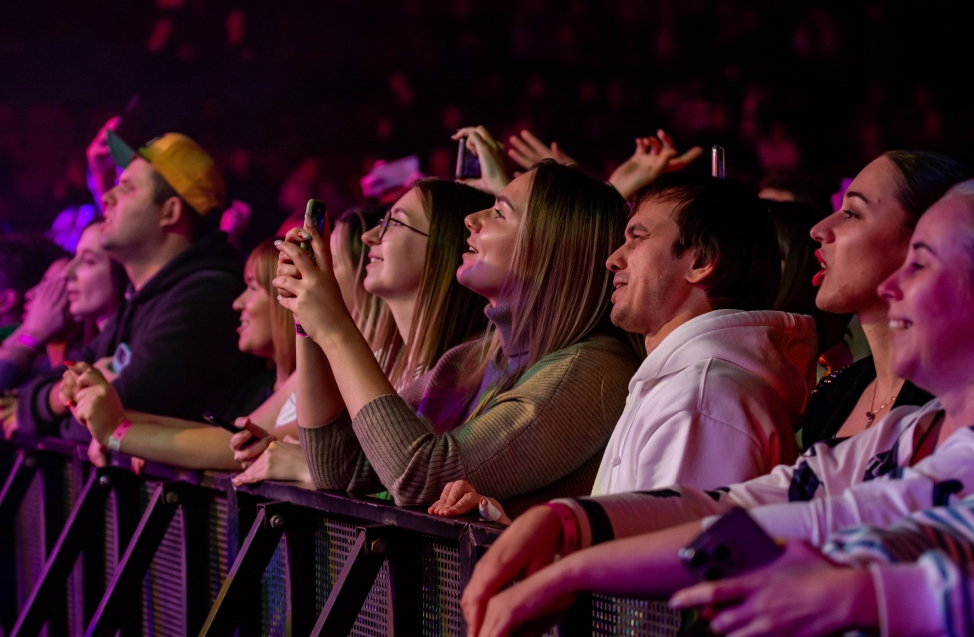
107,419,134,452
543,502,580,557
16,332,43,352
295,321,308,337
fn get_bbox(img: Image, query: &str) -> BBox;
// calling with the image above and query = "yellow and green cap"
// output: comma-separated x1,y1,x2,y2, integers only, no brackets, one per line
107,130,225,216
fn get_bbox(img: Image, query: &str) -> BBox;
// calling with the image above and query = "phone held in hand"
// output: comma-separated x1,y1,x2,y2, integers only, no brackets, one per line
679,507,783,582
455,138,481,180
300,199,328,254
202,411,268,449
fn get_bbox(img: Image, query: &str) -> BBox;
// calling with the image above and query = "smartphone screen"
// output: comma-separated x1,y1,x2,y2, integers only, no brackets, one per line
455,138,481,180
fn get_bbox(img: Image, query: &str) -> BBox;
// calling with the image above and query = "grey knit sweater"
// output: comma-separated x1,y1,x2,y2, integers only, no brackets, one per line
299,306,640,516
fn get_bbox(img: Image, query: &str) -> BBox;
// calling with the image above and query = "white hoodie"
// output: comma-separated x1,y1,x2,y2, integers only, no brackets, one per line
592,309,817,495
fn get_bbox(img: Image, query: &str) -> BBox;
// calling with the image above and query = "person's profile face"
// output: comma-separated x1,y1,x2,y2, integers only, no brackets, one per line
456,172,529,306
231,263,275,359
361,187,429,304
879,195,974,392
809,156,913,321
605,197,696,337
64,223,115,320
99,158,162,254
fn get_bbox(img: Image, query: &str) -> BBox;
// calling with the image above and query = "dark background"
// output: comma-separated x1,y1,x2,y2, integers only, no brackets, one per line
2,0,973,239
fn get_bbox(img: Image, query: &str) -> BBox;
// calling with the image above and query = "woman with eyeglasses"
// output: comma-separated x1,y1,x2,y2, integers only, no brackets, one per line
275,162,641,516
228,182,494,485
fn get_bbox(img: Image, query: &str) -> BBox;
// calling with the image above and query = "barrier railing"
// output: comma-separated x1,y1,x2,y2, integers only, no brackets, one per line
0,437,681,637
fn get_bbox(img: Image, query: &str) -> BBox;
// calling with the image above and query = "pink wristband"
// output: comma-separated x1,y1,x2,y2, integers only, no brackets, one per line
16,332,43,351
107,419,133,452
294,321,308,337
543,502,580,557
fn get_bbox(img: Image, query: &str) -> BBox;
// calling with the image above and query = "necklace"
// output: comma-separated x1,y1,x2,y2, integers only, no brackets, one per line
865,380,899,428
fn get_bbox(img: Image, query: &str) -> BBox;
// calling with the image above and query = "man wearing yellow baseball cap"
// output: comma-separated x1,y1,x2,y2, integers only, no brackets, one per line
16,130,262,443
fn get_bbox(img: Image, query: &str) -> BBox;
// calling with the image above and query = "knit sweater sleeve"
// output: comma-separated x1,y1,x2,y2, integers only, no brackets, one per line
298,409,385,494
301,336,636,508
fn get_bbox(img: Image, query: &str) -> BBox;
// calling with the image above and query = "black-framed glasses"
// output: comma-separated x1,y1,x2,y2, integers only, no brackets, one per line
377,210,429,241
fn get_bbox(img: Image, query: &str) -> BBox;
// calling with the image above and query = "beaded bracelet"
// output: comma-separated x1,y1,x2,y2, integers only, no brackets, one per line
107,419,134,452
543,501,580,557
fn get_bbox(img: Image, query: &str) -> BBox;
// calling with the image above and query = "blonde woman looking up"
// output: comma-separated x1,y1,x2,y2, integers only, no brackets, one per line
275,161,641,516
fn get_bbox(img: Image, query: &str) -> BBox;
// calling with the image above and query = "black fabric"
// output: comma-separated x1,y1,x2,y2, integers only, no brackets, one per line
222,368,276,421
576,498,616,546
787,461,822,501
801,356,934,449
17,232,262,442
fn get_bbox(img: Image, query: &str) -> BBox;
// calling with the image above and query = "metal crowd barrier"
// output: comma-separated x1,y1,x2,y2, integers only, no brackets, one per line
0,437,681,637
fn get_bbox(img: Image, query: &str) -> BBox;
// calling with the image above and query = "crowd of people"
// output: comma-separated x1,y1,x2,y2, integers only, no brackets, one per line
5,40,974,635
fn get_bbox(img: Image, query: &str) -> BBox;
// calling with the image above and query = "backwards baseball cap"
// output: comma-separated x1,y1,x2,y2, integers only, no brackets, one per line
107,130,226,216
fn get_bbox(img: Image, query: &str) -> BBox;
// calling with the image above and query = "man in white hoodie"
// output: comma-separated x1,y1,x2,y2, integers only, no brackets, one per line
430,174,816,522
594,172,816,494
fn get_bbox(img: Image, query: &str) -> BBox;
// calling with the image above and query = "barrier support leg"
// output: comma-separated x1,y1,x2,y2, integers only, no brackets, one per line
0,451,40,635
83,481,186,637
310,525,394,637
9,468,119,637
197,500,291,637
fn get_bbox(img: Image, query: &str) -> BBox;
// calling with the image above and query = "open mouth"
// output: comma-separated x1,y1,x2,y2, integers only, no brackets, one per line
889,318,913,330
812,249,827,287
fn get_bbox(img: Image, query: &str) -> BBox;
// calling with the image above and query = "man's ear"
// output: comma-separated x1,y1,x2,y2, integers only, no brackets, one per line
0,288,19,316
686,250,718,287
158,196,187,232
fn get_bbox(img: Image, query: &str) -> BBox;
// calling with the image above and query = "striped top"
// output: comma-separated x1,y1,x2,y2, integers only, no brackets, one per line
824,496,974,637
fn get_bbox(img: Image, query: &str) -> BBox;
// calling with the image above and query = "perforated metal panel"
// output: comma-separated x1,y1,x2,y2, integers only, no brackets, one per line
421,535,462,636
313,515,391,637
592,596,681,637
260,538,288,637
142,506,185,637
207,493,229,605
14,471,46,610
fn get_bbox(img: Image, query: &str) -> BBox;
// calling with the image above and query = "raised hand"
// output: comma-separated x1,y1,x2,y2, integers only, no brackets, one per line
87,116,121,208
608,129,703,200
274,218,356,342
20,274,73,344
451,126,511,195
507,130,576,170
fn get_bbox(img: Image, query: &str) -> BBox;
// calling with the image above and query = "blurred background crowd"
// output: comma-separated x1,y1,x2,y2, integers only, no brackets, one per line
2,0,973,250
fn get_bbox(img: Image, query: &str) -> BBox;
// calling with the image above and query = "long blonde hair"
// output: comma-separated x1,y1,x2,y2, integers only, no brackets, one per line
370,180,494,390
467,160,638,417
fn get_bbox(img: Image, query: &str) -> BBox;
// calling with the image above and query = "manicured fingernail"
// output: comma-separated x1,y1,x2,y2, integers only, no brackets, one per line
274,240,283,245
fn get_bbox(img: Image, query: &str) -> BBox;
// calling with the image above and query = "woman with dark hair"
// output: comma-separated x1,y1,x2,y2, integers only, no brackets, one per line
275,162,640,516
800,150,969,446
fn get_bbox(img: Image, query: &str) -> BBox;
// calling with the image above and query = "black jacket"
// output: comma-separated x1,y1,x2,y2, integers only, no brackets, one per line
801,356,934,449
18,232,262,442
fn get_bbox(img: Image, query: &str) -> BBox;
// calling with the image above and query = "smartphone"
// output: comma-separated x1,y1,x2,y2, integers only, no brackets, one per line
300,199,328,254
202,411,269,448
679,508,782,582
455,138,481,180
